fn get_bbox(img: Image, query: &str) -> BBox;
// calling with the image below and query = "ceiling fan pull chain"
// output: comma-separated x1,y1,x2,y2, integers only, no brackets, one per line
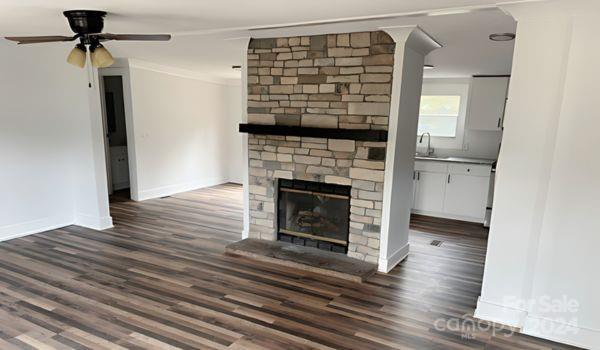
87,54,93,88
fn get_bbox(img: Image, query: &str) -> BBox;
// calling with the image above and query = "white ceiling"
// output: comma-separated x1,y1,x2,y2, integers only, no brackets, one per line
417,10,516,78
0,0,516,81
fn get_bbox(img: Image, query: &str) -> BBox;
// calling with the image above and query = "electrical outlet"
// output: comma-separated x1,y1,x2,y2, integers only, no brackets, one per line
463,143,469,151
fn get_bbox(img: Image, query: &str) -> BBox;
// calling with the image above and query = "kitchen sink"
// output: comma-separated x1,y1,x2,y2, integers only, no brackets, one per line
415,153,447,159
414,155,495,165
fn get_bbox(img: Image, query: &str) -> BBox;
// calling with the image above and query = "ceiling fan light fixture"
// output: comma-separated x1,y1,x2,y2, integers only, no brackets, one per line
6,10,170,69
90,44,114,68
66,43,87,68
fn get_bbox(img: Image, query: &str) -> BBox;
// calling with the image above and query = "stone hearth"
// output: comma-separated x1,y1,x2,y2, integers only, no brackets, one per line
226,239,378,282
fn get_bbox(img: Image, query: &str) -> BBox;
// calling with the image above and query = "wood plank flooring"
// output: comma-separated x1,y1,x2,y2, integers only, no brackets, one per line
0,184,581,349
410,214,490,239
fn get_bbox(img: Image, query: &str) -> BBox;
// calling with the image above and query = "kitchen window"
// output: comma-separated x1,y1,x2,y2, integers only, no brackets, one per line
417,79,470,150
418,95,461,137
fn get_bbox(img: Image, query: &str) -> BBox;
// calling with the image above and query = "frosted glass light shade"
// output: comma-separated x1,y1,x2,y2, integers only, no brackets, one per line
91,46,114,68
66,46,86,68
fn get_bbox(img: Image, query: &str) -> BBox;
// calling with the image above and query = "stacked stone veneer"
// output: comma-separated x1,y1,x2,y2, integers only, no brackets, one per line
246,32,395,263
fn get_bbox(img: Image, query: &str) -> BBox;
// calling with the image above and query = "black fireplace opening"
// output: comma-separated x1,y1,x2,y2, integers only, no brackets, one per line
277,179,351,254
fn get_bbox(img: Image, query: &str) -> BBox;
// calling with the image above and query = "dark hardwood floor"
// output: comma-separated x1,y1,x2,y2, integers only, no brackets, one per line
410,214,489,239
109,188,132,203
0,184,580,349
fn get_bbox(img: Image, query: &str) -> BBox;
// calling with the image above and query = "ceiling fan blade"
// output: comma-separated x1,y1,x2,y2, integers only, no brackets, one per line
5,35,76,44
98,33,171,41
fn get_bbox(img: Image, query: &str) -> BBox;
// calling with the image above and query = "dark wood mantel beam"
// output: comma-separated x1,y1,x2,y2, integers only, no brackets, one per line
238,124,388,142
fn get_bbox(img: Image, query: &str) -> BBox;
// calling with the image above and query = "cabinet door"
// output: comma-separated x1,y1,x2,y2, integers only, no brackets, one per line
414,171,447,213
444,174,490,220
468,77,509,131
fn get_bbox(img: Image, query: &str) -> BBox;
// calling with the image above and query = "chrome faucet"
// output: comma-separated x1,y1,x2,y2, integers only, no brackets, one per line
419,132,434,156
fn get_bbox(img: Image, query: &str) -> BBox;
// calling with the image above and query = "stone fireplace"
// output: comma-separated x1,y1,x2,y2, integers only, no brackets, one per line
278,179,351,253
244,31,395,264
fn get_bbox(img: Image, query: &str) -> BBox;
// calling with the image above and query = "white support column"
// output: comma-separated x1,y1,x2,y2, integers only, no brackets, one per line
240,37,251,239
474,1,573,326
476,1,600,348
74,67,113,230
378,26,440,273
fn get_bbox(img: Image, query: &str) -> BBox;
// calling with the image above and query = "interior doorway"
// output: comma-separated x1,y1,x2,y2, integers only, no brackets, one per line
406,9,515,239
100,74,131,201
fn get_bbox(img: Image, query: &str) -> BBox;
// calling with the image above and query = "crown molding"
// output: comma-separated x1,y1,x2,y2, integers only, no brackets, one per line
126,58,236,86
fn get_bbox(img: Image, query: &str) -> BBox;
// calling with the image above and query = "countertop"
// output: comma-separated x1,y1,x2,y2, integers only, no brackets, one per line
415,155,496,166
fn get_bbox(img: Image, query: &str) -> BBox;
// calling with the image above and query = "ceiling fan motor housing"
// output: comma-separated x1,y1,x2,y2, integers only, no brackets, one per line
63,10,107,35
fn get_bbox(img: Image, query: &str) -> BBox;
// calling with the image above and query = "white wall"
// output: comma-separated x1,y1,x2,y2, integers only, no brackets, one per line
476,2,600,348
0,44,242,241
454,129,502,159
0,45,242,241
0,41,111,240
127,62,242,200
526,15,600,346
225,83,244,184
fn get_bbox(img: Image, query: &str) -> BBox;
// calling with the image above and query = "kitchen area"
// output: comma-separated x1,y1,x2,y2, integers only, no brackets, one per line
411,76,509,231
404,9,516,237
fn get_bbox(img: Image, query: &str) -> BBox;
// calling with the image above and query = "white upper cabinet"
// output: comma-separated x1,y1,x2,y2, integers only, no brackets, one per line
467,77,509,131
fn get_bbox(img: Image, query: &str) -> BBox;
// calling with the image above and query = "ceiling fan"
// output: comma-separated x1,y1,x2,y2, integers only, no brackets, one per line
5,10,171,68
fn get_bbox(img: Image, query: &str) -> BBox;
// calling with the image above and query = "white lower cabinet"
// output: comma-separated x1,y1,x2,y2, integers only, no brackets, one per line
412,161,491,223
444,174,489,219
414,171,446,213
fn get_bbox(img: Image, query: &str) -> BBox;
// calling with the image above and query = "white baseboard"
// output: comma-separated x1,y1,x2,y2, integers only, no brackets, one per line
378,243,410,273
136,177,228,201
522,314,600,350
475,297,600,349
474,297,527,327
228,174,243,185
75,213,113,230
0,215,73,242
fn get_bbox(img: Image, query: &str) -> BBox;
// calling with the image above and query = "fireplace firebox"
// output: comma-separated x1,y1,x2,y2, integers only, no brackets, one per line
277,179,351,253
